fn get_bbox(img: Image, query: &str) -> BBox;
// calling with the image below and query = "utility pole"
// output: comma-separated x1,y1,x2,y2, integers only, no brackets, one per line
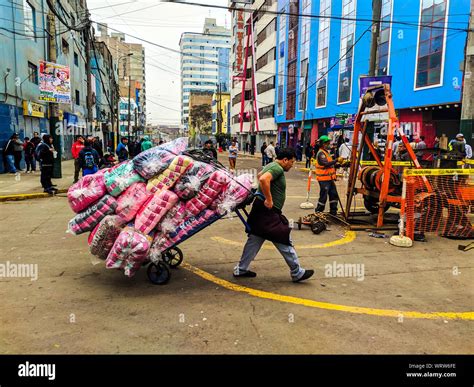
461,10,473,145
47,0,61,178
128,75,132,142
369,0,382,76
85,17,93,133
134,106,138,140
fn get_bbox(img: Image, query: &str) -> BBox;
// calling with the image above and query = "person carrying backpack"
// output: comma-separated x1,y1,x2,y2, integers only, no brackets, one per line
78,140,100,176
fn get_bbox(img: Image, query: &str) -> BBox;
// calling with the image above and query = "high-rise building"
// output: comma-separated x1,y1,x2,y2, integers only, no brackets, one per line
180,18,231,131
96,25,146,136
229,0,278,151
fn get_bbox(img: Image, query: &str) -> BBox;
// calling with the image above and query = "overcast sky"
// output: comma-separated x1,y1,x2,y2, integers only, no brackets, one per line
88,0,229,126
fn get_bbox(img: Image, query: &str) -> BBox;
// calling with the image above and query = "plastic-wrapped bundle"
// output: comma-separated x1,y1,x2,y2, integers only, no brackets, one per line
158,200,187,234
105,227,153,277
104,161,145,197
132,148,175,180
146,155,193,194
150,209,219,256
173,161,214,200
134,190,179,235
156,137,188,154
67,173,107,213
88,215,125,260
213,173,253,215
116,182,152,222
68,195,118,235
185,170,230,216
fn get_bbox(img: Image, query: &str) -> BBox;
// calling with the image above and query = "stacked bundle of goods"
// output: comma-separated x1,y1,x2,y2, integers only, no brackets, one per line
67,138,253,279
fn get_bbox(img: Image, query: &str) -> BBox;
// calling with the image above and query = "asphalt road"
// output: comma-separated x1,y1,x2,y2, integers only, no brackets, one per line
0,155,472,354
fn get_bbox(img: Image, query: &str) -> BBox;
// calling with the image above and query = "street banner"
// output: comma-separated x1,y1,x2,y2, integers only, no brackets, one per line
39,60,71,104
359,75,392,97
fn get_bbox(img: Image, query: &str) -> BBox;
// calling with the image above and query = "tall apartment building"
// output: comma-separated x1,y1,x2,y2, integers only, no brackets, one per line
229,0,278,151
180,18,231,131
96,24,146,136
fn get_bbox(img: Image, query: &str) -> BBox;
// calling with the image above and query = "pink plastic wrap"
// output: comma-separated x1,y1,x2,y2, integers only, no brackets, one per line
146,155,193,194
105,227,153,277
88,215,125,260
158,200,187,234
212,173,253,215
68,195,118,235
185,170,230,216
116,182,152,222
134,190,179,235
67,173,107,213
132,148,175,179
156,137,188,154
104,161,145,197
173,161,214,200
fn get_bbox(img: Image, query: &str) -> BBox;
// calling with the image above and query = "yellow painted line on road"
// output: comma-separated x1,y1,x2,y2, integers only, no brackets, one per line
183,263,474,320
211,230,356,249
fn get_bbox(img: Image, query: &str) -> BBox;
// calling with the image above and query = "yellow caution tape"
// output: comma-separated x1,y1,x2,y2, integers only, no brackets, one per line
459,159,474,165
404,169,474,176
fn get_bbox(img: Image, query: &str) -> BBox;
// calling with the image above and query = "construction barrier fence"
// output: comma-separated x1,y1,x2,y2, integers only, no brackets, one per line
401,169,474,240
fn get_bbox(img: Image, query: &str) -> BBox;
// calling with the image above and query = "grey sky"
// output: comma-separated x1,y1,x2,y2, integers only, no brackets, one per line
88,0,229,126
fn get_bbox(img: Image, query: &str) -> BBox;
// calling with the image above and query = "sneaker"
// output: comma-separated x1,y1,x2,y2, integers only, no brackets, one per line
293,269,314,283
233,270,257,278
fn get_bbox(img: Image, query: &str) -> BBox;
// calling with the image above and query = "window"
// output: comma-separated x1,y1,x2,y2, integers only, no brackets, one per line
338,0,356,104
75,90,80,105
257,18,276,45
259,105,275,119
257,76,275,94
298,59,308,110
377,0,393,75
62,39,69,55
415,0,448,89
277,9,287,116
316,0,331,107
74,52,79,66
23,0,36,40
298,0,311,111
256,48,276,71
27,62,37,84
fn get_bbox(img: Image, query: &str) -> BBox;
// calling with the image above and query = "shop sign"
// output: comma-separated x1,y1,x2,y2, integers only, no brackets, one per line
22,101,45,118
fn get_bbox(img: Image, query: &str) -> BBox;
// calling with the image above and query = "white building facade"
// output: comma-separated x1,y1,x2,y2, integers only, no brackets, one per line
180,18,231,131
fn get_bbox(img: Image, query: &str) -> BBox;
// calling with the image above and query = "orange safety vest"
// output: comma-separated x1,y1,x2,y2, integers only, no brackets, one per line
315,149,336,181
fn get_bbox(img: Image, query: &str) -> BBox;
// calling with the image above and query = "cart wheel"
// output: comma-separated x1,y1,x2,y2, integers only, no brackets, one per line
297,217,302,230
311,220,326,235
147,262,171,285
162,247,184,268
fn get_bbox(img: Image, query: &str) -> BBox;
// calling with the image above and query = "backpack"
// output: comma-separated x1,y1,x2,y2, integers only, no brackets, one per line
83,150,95,169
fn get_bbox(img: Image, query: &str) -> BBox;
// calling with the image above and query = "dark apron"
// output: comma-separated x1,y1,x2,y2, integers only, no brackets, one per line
247,198,291,246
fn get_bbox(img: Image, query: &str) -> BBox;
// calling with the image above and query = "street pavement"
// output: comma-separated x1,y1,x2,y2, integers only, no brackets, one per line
0,154,472,354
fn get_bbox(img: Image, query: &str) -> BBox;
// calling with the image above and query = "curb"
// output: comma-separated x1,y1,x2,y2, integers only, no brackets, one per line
0,189,68,202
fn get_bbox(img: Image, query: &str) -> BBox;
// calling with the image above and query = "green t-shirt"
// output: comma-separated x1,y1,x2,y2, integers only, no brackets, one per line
257,161,286,210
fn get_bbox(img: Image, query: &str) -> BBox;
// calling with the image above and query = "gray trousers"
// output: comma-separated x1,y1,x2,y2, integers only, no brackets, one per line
234,234,305,280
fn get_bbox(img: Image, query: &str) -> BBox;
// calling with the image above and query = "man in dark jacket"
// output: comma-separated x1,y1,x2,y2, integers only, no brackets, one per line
115,137,129,162
78,140,100,176
36,135,57,194
4,134,19,173
233,148,314,282
202,140,217,159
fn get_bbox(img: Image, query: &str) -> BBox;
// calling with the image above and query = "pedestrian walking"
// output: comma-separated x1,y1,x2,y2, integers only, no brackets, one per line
260,142,268,166
296,142,303,161
71,135,85,183
4,134,18,173
141,136,153,152
36,135,57,194
233,148,314,282
23,137,36,173
78,140,100,176
228,139,238,170
116,137,129,162
275,142,280,157
264,141,277,164
13,135,24,171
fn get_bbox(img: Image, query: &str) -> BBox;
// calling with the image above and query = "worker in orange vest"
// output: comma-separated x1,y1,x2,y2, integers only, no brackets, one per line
314,135,344,215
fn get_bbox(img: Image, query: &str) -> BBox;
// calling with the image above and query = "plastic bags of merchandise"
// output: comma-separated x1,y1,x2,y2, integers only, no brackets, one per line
146,155,193,194
68,195,118,235
104,161,145,197
134,190,179,235
173,161,214,200
88,215,125,260
67,173,107,213
116,182,153,223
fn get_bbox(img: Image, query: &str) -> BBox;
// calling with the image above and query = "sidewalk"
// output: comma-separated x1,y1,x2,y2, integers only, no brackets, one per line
0,159,75,198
